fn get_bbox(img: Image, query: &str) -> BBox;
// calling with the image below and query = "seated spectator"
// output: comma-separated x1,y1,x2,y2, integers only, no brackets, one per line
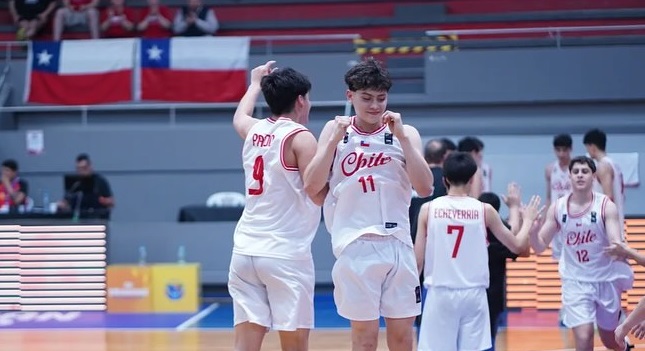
0,159,29,212
100,0,135,38
9,0,56,41
137,0,173,38
173,0,218,37
53,0,100,41
56,154,114,219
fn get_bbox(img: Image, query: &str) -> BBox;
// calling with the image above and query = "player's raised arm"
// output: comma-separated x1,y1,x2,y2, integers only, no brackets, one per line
530,203,559,254
232,61,275,140
303,117,350,196
487,195,541,254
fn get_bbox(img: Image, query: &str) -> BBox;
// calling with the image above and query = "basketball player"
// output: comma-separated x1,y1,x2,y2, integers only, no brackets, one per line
545,133,573,260
583,128,626,228
414,152,541,351
530,156,634,351
303,57,433,351
228,61,324,351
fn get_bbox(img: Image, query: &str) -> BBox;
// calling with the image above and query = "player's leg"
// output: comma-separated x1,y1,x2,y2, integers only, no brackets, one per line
332,237,390,351
381,240,421,351
257,256,315,351
596,281,633,351
561,280,596,350
228,253,270,351
459,288,492,351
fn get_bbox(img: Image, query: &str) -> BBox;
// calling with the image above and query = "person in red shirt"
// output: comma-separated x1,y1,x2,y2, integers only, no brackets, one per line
137,0,172,38
52,0,99,40
100,0,135,38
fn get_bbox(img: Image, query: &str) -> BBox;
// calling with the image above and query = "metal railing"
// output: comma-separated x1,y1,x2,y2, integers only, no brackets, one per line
0,33,360,63
0,100,349,125
425,24,645,48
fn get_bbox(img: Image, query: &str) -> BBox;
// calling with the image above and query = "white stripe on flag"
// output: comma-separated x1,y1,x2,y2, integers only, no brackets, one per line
170,37,250,70
60,38,136,75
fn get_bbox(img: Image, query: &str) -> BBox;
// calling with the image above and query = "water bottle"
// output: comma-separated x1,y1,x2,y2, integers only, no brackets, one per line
138,246,147,266
177,245,186,264
42,190,50,213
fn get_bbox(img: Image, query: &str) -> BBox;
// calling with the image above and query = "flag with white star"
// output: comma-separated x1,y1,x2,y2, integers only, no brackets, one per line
26,39,136,105
138,37,250,102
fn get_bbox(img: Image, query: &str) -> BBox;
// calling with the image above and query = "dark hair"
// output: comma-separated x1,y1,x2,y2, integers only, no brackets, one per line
424,139,447,164
583,128,607,151
569,155,596,173
479,192,501,212
1,159,18,172
261,67,311,116
457,136,482,153
76,153,91,163
441,138,457,151
443,152,478,186
553,134,573,148
344,57,392,92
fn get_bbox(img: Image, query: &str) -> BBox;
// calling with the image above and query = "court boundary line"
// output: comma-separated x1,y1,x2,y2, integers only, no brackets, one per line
543,346,645,351
175,302,219,331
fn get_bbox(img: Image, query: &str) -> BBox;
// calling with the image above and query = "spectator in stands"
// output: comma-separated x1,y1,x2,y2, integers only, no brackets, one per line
52,0,100,40
440,137,457,160
8,0,56,41
100,0,135,38
173,0,218,36
0,159,29,212
458,136,485,198
56,153,114,219
137,0,173,38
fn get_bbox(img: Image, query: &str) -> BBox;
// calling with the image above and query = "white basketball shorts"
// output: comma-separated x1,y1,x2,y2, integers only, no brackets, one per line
332,234,421,321
561,279,623,330
227,253,314,331
418,286,491,351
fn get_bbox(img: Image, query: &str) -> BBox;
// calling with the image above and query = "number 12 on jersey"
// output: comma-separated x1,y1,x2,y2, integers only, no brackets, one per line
248,156,264,195
447,225,465,258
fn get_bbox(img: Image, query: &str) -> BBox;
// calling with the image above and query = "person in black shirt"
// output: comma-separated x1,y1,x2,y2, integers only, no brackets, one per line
479,192,522,351
57,153,114,219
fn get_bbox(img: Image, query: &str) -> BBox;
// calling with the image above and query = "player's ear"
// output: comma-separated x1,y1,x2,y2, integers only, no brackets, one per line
345,89,353,101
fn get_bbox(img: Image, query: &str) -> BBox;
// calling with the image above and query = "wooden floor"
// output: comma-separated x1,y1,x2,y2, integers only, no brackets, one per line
0,328,642,351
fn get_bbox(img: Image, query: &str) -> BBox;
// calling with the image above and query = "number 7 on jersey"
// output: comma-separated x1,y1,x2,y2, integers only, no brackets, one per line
447,225,465,258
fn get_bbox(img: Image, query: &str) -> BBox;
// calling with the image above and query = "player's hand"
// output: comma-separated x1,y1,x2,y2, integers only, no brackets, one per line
604,241,630,260
330,116,351,144
250,61,275,85
631,320,645,339
520,195,541,223
615,323,628,347
382,111,405,140
502,182,521,208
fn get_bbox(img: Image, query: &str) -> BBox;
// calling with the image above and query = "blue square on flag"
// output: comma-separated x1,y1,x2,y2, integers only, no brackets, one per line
141,38,170,69
31,41,60,73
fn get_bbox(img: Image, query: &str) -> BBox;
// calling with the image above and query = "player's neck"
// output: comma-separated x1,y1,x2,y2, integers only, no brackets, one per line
595,151,607,160
273,114,297,123
570,190,593,205
353,116,383,133
558,159,570,168
447,186,469,196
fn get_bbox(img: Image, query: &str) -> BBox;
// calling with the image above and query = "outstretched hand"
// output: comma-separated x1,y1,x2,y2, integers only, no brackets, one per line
250,60,276,85
502,182,521,208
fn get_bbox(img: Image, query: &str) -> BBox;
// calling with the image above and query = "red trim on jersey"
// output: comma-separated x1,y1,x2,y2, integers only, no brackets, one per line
554,197,561,230
482,202,489,246
350,116,387,135
567,193,595,219
280,128,309,171
267,117,292,124
601,195,608,223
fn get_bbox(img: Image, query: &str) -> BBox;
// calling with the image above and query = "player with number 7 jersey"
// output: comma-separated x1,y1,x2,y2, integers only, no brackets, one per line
414,152,540,351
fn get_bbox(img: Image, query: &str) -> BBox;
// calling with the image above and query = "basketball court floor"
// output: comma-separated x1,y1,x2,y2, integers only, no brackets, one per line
1,293,643,351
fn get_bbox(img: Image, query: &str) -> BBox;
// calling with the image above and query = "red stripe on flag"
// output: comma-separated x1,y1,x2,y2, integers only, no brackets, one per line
141,68,246,102
27,70,132,105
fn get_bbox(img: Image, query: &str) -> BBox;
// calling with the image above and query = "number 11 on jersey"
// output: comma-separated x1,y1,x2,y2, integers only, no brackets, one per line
358,175,375,193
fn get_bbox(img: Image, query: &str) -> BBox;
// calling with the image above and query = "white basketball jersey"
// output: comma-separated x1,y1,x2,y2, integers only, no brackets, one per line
551,161,572,200
323,118,412,257
481,163,492,193
424,196,489,289
234,117,321,260
555,192,632,283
